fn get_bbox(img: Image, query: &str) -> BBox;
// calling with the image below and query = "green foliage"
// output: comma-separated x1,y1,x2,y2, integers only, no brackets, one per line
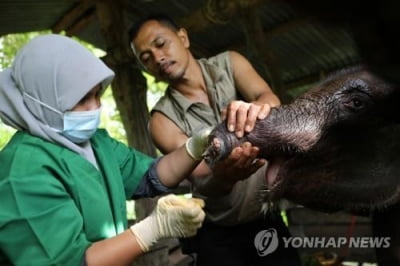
0,32,165,150
0,121,15,150
144,72,168,110
100,87,127,144
0,31,127,147
0,32,34,148
0,31,50,70
0,31,103,70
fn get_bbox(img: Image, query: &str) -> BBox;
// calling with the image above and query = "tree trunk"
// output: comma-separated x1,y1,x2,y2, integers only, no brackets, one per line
110,63,156,154
95,0,156,155
95,2,172,266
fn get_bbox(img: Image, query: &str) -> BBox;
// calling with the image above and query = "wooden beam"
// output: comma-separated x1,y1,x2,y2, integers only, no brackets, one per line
65,10,97,36
178,0,264,32
52,1,95,33
263,17,311,42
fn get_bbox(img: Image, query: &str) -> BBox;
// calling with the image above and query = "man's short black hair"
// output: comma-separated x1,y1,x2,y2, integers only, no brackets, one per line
128,13,180,43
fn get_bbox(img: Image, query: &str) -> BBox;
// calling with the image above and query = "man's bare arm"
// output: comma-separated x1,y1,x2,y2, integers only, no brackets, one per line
149,111,211,178
230,50,280,107
221,51,281,137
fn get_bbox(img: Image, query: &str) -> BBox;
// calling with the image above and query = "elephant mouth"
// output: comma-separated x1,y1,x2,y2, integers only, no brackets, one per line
203,134,297,194
258,156,292,208
265,157,283,187
263,143,301,192
203,136,229,168
261,144,303,199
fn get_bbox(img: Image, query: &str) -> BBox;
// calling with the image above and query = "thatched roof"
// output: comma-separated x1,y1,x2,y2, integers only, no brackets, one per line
1,0,376,100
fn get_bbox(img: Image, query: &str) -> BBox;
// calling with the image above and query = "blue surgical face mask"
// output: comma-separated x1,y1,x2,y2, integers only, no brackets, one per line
62,108,101,143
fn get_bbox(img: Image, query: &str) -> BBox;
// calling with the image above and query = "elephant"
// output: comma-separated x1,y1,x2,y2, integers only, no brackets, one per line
204,65,400,265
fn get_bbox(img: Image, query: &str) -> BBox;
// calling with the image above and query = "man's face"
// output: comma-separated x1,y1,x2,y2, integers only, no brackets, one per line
131,20,190,82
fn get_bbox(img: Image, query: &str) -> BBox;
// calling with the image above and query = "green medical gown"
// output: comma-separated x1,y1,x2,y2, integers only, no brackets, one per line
0,129,154,265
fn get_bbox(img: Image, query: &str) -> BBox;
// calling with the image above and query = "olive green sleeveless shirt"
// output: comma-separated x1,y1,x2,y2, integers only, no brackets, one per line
152,51,267,225
152,51,238,136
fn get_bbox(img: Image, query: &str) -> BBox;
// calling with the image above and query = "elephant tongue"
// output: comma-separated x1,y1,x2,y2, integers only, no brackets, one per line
265,157,285,188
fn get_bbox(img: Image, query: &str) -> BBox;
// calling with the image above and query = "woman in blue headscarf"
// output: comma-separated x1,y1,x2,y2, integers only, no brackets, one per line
0,34,208,265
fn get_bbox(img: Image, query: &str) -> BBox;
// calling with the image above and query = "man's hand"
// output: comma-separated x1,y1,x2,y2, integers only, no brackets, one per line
214,141,266,181
221,100,271,138
200,141,266,195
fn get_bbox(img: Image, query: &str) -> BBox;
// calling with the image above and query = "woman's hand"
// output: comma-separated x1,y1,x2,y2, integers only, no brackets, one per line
130,194,205,251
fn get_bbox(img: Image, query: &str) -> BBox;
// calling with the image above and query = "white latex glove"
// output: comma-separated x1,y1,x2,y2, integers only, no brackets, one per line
130,194,205,252
185,127,213,160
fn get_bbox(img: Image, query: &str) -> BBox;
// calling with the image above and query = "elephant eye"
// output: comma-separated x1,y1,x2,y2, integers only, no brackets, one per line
343,96,365,112
352,98,363,108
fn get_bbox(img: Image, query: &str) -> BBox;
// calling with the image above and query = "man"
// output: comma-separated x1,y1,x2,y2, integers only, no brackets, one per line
129,14,301,265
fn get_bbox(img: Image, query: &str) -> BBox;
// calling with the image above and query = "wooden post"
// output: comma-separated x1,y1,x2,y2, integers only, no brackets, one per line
95,0,156,155
95,1,174,266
